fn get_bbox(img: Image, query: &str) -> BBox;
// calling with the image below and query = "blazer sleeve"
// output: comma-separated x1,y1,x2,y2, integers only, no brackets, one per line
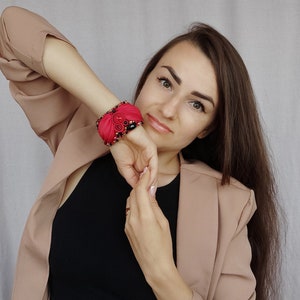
0,6,81,153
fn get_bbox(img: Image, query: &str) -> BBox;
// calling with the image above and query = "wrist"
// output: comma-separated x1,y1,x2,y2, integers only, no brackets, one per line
96,101,143,146
145,263,193,300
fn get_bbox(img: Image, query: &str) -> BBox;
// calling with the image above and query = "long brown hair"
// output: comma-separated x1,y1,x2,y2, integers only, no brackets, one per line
134,23,281,299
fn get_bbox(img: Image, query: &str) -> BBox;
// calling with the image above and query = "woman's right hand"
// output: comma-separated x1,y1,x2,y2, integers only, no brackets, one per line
110,125,157,188
43,36,159,186
1,7,157,188
43,37,158,186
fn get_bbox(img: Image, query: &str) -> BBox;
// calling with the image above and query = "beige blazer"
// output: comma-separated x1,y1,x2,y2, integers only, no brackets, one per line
0,6,256,300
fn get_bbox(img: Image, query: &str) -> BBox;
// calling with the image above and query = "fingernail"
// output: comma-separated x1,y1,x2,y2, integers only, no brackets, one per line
140,167,148,178
149,185,157,197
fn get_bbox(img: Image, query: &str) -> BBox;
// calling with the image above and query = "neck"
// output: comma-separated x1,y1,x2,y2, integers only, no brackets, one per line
156,151,180,187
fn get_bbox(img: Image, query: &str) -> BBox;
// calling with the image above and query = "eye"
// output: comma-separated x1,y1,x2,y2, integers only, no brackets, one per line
189,100,205,112
157,77,172,90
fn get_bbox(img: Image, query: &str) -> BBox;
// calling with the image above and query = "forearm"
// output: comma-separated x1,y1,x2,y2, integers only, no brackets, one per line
43,36,120,117
146,264,193,300
1,6,120,117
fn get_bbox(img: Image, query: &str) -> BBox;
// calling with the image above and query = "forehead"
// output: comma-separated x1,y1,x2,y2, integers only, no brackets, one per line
156,41,218,103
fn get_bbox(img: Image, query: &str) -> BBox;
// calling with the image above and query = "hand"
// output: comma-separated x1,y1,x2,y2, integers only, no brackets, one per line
110,125,158,187
124,167,193,300
124,166,174,282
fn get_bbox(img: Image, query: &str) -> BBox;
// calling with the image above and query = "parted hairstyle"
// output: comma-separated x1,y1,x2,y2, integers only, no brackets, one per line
134,23,281,300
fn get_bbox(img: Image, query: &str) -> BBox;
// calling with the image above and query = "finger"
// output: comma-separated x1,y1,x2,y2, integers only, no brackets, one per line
125,206,131,217
151,198,167,224
148,151,158,189
138,137,158,189
119,165,139,188
134,167,155,216
127,188,138,215
138,166,151,188
110,143,140,188
125,167,151,220
125,196,132,219
126,126,158,187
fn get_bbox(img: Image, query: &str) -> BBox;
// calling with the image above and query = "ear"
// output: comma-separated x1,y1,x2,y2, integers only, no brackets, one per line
197,129,208,139
198,120,218,139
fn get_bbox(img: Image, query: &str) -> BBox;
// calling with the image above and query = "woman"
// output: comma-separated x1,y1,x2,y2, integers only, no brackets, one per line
0,6,280,300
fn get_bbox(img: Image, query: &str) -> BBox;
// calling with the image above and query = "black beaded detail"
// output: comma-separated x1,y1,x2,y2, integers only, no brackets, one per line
127,122,137,131
96,101,143,146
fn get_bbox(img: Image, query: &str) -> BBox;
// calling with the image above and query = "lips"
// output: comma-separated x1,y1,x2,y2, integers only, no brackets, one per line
146,113,172,134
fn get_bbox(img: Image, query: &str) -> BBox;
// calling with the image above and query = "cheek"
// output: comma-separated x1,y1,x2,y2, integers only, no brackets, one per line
134,85,153,111
179,113,208,139
134,94,145,112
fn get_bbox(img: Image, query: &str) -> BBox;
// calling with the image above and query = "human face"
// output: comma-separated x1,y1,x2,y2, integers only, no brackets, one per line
135,41,218,154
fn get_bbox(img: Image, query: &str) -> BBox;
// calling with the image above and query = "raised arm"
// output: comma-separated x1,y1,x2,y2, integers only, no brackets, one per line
0,6,157,186
42,36,158,186
43,36,120,120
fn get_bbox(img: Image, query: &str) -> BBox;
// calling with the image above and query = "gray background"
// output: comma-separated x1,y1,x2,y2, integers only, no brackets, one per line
0,1,299,299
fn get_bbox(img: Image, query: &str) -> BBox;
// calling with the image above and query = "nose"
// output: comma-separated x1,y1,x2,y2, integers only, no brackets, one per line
160,95,180,119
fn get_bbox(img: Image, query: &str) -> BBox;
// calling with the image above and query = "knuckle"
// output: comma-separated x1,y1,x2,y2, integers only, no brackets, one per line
125,217,137,230
140,213,154,225
160,218,170,229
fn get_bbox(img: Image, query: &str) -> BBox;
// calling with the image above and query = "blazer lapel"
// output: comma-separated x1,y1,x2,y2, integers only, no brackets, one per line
13,124,109,300
176,161,219,298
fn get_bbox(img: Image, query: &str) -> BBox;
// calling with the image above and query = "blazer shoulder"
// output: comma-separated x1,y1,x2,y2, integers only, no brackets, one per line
181,159,257,231
180,159,251,193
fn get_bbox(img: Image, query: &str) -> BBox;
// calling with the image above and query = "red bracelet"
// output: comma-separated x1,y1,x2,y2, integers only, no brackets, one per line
96,101,143,146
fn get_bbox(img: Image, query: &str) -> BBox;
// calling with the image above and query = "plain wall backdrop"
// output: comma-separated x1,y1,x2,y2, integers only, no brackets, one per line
0,1,299,299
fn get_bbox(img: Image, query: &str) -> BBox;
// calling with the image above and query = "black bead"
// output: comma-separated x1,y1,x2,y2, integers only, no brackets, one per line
127,122,137,131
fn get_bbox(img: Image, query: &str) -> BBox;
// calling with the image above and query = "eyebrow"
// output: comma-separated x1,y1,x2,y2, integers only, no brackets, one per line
161,65,215,107
162,65,182,85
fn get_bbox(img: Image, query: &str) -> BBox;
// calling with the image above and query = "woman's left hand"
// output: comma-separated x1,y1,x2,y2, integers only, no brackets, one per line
124,167,193,300
125,167,174,281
